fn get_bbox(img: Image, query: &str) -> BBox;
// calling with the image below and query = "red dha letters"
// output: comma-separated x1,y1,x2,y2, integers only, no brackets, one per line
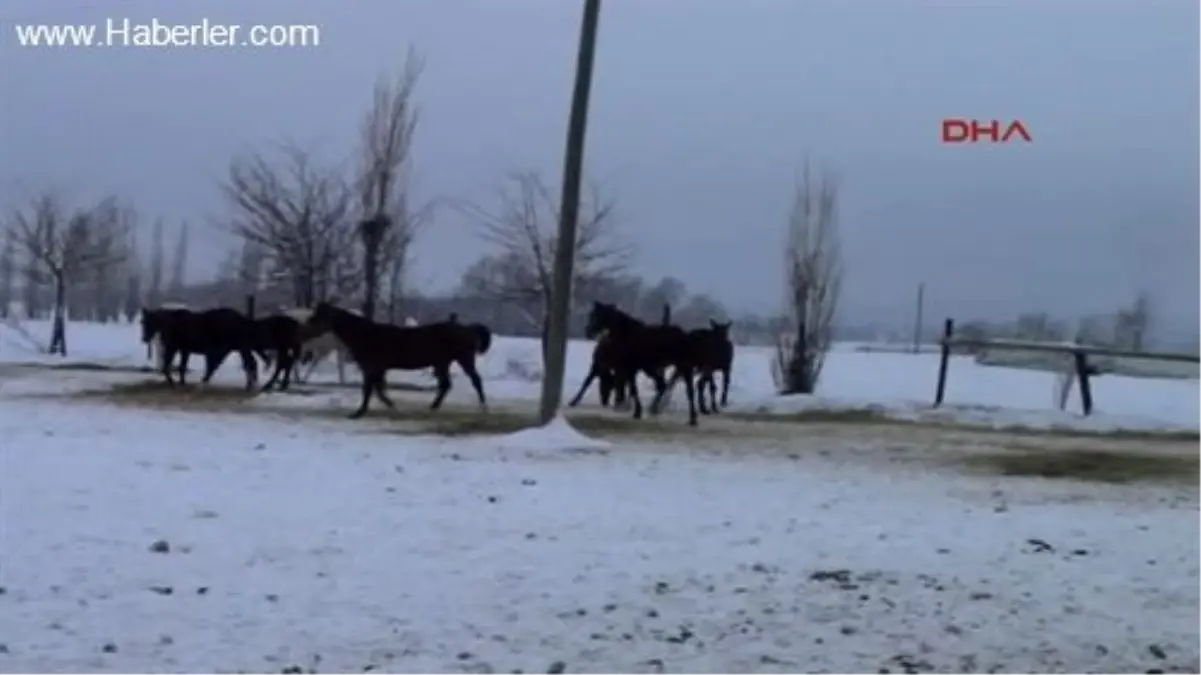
941,119,1032,144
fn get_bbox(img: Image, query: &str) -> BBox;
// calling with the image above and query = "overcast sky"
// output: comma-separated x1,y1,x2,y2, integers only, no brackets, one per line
2,0,1197,330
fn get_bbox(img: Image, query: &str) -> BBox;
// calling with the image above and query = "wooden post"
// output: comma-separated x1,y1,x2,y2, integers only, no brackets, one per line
1073,350,1094,416
934,318,954,406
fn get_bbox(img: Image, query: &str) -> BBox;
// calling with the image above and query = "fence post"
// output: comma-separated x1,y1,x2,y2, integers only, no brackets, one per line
1072,350,1094,416
934,318,954,407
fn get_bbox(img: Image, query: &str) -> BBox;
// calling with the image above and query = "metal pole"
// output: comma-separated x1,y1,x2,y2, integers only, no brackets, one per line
538,0,603,425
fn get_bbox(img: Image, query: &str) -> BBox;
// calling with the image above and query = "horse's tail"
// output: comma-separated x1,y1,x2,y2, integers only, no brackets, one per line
470,323,493,355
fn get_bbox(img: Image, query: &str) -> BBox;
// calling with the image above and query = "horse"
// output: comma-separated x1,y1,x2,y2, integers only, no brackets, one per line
571,305,676,412
302,302,492,419
252,312,331,392
689,320,734,414
147,301,190,371
140,307,261,389
572,332,632,409
265,307,357,386
569,301,699,425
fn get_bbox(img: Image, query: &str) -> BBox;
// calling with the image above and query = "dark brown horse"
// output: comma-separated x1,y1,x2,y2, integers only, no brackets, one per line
571,333,630,409
140,307,261,389
571,301,700,425
252,313,321,393
302,302,492,419
572,304,673,410
689,320,734,414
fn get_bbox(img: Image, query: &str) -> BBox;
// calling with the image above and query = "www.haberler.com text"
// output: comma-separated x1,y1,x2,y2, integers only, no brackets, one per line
13,18,321,49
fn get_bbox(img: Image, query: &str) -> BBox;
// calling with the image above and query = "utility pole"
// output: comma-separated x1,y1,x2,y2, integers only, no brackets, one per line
538,0,603,425
912,282,925,353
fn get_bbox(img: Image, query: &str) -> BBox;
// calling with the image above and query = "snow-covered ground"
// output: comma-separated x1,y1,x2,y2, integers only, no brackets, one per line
1,318,1197,434
2,372,1199,673
0,319,1199,672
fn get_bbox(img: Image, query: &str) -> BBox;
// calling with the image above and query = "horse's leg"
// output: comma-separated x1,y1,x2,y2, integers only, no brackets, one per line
708,373,719,413
708,368,720,412
178,351,190,385
456,356,488,410
239,349,258,391
568,366,600,408
260,348,290,393
720,365,731,408
372,374,395,410
296,350,315,384
614,373,631,410
681,366,699,426
201,350,230,384
623,368,644,420
260,359,284,392
648,368,676,416
597,369,613,407
336,347,347,385
695,369,712,415
429,364,453,410
349,368,376,419
161,344,178,386
278,348,296,390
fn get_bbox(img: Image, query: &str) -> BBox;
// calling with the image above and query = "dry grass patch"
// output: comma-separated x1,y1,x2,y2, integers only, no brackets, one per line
10,361,154,375
729,407,1199,442
989,424,1200,443
410,410,721,439
728,408,893,425
60,379,262,408
47,379,719,439
959,447,1199,485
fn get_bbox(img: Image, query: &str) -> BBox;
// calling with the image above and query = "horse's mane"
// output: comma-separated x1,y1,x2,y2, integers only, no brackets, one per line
597,303,646,330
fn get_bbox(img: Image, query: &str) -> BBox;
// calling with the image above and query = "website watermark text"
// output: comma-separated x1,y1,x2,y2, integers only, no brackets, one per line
13,18,321,49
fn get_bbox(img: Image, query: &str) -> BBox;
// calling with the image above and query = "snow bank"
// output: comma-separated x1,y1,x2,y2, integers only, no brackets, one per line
481,413,611,452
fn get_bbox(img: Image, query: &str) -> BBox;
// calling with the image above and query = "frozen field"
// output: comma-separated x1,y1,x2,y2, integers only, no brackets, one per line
0,319,1198,673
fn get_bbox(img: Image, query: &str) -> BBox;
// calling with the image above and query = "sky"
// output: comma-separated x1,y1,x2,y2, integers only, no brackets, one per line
2,0,1197,332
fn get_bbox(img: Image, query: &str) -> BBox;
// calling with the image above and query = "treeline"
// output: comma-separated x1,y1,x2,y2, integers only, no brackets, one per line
955,293,1161,352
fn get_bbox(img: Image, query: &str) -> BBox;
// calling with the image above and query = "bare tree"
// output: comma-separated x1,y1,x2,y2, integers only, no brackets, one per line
167,221,189,299
121,228,143,322
222,141,356,308
777,162,843,395
355,48,430,321
459,170,629,346
10,191,132,355
1115,291,1152,351
0,231,13,319
146,217,165,309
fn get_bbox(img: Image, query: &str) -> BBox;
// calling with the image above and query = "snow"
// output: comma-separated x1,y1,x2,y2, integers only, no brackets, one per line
0,317,1198,671
1,378,1197,673
484,414,612,453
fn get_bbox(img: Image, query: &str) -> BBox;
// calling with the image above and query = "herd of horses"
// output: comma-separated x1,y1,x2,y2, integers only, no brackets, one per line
138,300,735,426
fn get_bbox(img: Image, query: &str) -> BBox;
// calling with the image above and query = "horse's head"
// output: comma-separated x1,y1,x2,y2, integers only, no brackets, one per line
709,319,733,341
140,308,161,344
585,301,625,339
305,301,339,335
